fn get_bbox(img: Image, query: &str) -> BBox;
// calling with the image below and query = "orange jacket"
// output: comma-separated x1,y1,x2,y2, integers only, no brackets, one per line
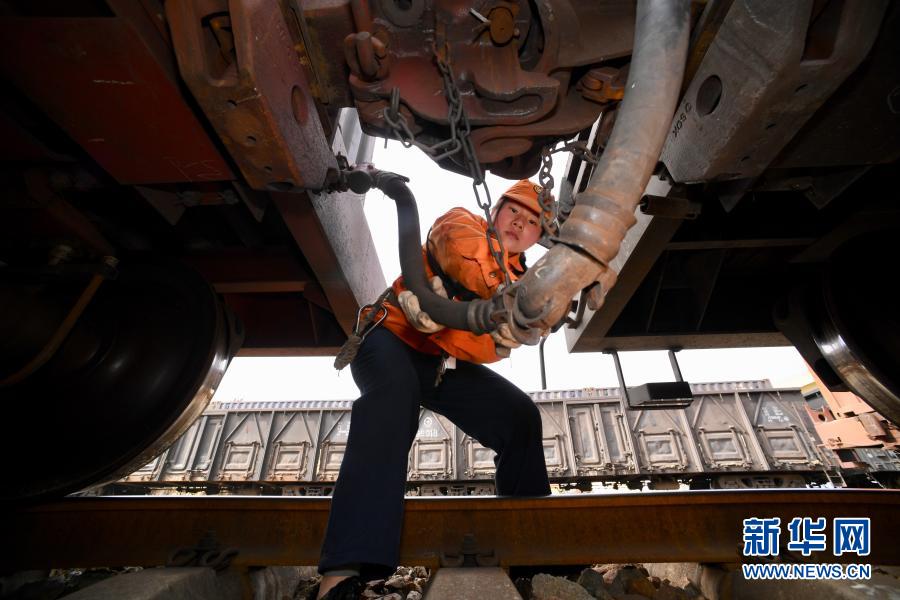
381,207,525,364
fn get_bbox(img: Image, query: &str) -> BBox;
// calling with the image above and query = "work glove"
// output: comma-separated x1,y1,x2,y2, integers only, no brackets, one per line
398,276,448,334
490,323,522,358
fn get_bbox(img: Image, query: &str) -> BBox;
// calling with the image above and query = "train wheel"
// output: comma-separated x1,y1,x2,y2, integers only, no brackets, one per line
776,229,900,426
813,232,900,425
0,258,241,503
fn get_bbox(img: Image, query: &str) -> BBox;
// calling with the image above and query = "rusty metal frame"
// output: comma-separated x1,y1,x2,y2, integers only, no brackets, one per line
5,490,899,570
166,0,336,191
0,6,234,184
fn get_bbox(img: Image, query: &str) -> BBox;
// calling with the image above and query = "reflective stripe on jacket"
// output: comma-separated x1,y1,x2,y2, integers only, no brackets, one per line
381,207,525,364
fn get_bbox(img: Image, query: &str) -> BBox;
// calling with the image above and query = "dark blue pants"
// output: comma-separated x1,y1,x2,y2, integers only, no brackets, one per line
318,328,550,577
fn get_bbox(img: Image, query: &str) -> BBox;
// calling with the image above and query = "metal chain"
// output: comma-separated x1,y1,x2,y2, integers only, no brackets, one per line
536,140,602,238
537,147,558,239
384,43,513,287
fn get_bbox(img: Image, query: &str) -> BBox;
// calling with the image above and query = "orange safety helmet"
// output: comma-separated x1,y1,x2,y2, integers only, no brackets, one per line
497,179,555,220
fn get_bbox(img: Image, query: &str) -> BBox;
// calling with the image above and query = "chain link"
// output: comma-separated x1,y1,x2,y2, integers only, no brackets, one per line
536,147,557,239
536,140,602,237
384,43,513,287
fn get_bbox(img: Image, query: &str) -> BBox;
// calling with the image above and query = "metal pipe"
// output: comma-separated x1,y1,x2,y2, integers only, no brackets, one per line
668,348,684,382
0,263,113,388
609,350,629,397
350,0,688,340
539,336,548,390
502,0,690,337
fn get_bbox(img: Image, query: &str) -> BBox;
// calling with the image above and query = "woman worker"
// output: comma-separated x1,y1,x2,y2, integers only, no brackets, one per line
313,179,553,600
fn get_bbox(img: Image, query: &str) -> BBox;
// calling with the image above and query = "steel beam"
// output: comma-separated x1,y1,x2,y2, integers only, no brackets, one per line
0,13,234,184
166,0,336,191
4,490,898,571
271,109,386,336
185,250,314,294
223,292,345,355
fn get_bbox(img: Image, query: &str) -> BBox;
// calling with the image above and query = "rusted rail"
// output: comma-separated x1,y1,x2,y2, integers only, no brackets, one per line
4,490,898,571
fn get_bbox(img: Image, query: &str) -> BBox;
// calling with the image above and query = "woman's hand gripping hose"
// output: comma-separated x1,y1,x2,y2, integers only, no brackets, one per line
398,276,449,333
490,323,523,358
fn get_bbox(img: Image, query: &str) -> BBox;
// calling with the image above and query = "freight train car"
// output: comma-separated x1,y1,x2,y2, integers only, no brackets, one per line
103,380,900,496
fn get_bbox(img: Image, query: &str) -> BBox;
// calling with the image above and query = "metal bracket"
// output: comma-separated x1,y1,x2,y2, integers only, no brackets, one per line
605,348,694,410
640,194,701,220
440,533,499,567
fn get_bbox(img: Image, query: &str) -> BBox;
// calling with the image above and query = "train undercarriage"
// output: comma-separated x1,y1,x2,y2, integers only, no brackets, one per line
0,0,899,505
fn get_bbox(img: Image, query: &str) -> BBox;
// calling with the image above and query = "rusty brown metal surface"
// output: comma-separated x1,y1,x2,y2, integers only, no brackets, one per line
225,292,345,355
469,87,609,165
348,5,559,126
182,249,350,353
0,108,67,162
20,170,116,257
0,13,234,185
4,490,899,571
292,0,357,107
184,250,313,294
166,0,336,191
340,0,634,175
175,244,350,354
577,66,627,104
806,371,900,452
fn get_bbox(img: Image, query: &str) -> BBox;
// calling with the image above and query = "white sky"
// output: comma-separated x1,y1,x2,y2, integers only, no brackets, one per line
213,140,814,402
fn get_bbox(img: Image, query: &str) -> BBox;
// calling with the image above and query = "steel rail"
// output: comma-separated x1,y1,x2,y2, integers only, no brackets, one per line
3,490,898,571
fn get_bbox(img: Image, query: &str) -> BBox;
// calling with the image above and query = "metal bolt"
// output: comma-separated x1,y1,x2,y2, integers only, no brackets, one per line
582,77,603,91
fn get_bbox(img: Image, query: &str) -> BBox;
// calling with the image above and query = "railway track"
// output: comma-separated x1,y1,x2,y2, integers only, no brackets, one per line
5,489,899,571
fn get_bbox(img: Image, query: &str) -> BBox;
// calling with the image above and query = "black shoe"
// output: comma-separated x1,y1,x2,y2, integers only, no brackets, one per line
307,575,364,600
